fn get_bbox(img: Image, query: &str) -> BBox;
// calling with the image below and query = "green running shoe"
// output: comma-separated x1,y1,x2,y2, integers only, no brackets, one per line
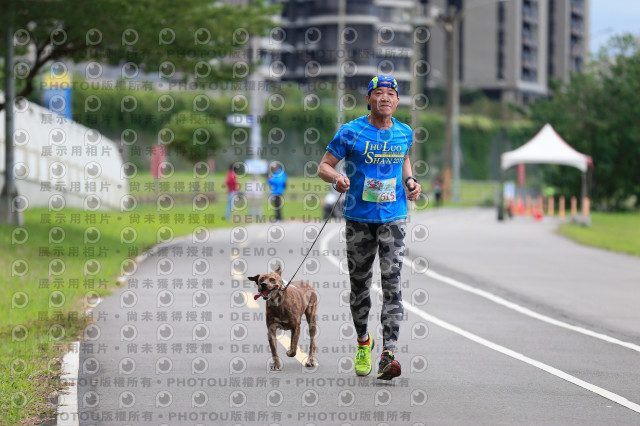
354,333,375,376
377,351,401,380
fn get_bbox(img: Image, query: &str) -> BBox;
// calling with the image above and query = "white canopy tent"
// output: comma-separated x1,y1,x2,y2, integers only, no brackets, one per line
498,123,593,221
501,123,592,172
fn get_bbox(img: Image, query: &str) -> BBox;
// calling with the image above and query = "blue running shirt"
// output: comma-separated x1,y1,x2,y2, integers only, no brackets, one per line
326,115,413,223
268,170,287,195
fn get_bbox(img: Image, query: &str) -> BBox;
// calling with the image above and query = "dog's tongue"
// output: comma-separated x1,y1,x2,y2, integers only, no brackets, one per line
254,290,270,300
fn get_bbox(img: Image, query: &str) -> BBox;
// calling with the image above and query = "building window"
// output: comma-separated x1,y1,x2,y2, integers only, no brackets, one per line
521,0,539,82
498,2,505,23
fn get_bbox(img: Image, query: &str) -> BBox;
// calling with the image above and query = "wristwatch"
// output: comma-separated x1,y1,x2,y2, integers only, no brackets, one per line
405,176,418,187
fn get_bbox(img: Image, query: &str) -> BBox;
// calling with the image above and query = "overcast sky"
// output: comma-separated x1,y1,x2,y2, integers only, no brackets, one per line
589,0,640,53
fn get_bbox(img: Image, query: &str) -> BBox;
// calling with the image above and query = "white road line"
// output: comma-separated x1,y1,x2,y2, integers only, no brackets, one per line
421,267,640,353
398,294,640,414
320,225,640,414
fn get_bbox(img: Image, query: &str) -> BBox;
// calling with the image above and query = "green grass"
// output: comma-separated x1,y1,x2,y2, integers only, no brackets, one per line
458,180,499,207
558,212,640,257
0,352,61,425
128,171,497,208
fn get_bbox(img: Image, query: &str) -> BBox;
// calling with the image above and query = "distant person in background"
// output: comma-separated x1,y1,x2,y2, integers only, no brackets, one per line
323,184,344,220
224,163,239,220
433,174,442,207
268,162,287,221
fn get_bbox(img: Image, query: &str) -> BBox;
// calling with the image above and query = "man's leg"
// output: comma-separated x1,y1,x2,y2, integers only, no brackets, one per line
377,219,405,351
345,220,378,376
345,220,377,338
376,219,406,380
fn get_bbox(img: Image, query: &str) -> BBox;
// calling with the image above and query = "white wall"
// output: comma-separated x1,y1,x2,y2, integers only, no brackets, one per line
0,96,127,210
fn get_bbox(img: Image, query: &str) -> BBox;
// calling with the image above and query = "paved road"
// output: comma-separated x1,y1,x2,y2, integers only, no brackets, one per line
74,208,640,425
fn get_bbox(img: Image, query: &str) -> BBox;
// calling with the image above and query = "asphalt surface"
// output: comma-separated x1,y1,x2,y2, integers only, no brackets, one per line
74,208,640,425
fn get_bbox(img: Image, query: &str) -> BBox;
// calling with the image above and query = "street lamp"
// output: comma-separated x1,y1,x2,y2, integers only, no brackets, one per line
336,0,346,131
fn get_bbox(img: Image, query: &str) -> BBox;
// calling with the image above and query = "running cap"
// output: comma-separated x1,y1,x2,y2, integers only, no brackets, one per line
367,75,398,95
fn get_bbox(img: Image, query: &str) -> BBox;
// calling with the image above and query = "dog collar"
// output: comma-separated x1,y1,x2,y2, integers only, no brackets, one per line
282,279,297,290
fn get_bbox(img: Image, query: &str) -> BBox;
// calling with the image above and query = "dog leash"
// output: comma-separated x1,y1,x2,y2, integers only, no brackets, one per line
284,192,343,290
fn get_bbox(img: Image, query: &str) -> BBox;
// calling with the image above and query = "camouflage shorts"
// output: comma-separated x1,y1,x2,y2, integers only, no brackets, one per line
345,219,406,352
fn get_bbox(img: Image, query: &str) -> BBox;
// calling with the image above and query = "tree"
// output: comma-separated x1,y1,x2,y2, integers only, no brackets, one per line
0,0,279,111
0,0,278,223
163,110,225,164
529,34,640,210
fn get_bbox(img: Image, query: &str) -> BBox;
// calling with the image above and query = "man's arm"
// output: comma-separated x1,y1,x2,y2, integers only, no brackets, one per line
318,151,350,193
402,155,422,201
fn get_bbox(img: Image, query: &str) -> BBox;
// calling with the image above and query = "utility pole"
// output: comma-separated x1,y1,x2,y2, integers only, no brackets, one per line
248,35,264,219
249,36,262,164
1,0,23,225
410,2,434,202
336,0,346,131
451,14,461,205
410,2,424,157
440,6,461,205
439,0,512,205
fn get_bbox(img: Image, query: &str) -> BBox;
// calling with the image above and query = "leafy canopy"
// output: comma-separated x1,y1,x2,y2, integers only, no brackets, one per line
163,110,225,164
1,0,279,110
528,34,640,210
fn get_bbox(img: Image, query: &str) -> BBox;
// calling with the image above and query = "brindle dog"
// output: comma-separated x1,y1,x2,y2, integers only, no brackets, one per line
248,265,317,370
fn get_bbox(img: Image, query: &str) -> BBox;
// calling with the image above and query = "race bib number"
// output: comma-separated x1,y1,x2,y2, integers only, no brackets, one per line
362,177,396,203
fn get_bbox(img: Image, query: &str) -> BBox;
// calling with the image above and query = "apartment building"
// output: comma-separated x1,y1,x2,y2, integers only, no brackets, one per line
426,0,588,104
274,0,589,104
278,0,416,98
547,0,589,82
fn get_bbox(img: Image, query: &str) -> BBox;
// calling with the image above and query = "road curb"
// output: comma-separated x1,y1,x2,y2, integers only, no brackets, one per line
56,342,80,426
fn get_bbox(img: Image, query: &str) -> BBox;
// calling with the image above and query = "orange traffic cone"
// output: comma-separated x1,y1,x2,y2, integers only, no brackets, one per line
517,197,525,215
